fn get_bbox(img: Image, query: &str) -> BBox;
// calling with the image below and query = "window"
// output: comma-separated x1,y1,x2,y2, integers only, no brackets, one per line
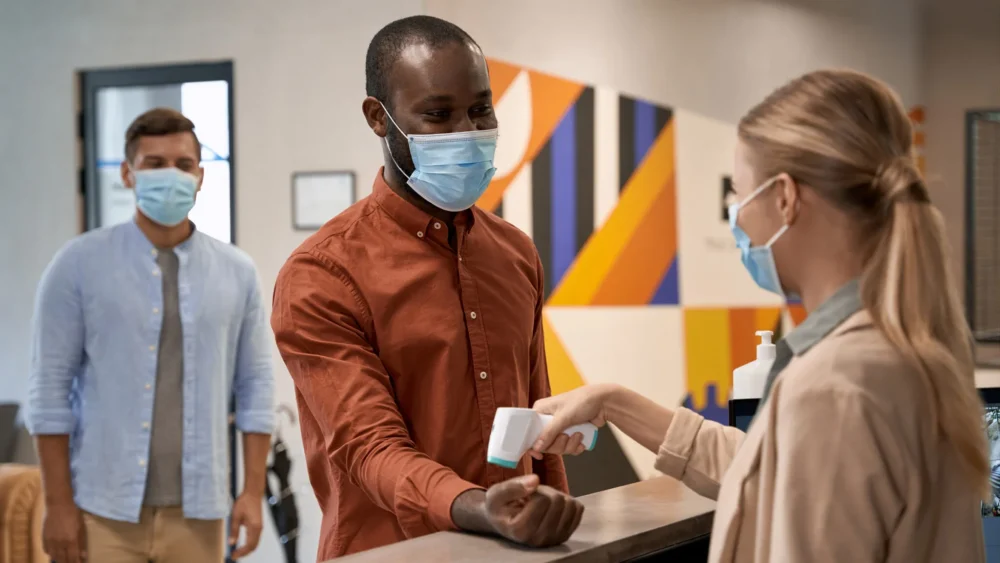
967,110,1000,345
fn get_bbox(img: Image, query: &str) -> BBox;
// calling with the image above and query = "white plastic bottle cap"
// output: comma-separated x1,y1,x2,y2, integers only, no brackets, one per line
755,330,776,361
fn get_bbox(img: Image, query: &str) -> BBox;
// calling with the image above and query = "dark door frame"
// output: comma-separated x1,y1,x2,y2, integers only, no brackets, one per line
965,109,1000,343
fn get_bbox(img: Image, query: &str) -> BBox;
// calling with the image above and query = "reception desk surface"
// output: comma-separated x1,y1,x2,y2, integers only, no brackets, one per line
332,476,715,562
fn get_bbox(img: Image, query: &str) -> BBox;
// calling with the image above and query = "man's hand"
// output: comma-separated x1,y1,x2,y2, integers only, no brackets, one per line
42,501,87,563
229,493,263,559
453,475,584,548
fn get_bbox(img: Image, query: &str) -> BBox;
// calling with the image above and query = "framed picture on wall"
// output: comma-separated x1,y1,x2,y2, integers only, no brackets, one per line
292,170,356,231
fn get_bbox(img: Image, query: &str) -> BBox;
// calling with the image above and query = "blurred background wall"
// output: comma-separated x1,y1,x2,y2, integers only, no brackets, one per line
1,0,997,560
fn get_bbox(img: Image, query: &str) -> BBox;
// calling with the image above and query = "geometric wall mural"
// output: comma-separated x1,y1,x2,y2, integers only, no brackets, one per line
483,57,924,494
481,57,800,494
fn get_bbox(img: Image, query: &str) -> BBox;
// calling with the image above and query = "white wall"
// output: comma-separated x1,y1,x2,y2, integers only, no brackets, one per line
922,0,1000,293
0,1,421,561
426,0,924,122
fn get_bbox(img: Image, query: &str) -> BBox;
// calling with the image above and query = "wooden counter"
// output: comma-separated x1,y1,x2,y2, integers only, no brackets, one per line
331,476,715,562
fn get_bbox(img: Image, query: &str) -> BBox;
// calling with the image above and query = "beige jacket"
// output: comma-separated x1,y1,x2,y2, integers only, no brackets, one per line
656,311,985,562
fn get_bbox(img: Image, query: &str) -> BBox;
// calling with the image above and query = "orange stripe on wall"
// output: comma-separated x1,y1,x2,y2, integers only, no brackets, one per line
486,58,522,101
728,309,757,374
754,308,782,337
478,71,585,211
590,175,676,305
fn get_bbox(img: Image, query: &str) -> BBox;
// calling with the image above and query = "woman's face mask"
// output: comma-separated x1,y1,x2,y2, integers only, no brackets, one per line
728,175,790,297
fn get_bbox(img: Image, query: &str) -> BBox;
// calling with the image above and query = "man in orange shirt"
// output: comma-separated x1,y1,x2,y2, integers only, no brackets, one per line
271,15,583,560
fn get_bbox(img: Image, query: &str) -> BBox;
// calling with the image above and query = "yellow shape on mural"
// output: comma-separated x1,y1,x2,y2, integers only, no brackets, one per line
684,309,732,411
548,122,676,306
542,312,586,395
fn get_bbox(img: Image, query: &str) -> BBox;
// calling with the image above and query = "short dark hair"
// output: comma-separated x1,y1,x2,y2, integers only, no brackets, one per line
124,107,201,163
365,15,479,106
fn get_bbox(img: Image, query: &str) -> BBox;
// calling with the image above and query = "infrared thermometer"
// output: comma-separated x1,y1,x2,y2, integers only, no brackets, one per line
487,407,598,468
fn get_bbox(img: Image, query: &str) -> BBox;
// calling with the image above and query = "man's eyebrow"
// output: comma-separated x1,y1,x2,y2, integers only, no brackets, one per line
417,89,492,105
419,94,455,105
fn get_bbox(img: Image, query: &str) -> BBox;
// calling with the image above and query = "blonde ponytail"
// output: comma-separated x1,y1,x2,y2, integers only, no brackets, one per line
861,159,989,497
738,69,989,497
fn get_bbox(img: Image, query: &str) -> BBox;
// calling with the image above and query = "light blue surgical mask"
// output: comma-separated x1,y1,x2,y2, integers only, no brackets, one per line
728,175,790,297
381,103,498,212
132,167,198,227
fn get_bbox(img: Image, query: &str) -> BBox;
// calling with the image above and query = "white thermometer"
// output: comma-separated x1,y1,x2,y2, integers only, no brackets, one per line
487,407,598,468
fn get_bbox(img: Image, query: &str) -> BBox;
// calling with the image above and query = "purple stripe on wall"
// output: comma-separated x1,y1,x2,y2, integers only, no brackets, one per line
550,106,577,288
633,99,657,169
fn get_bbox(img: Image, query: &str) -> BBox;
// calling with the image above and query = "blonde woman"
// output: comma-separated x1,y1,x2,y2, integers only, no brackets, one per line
530,70,989,562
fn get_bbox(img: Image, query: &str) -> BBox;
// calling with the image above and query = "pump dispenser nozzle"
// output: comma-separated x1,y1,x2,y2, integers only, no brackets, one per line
755,330,776,361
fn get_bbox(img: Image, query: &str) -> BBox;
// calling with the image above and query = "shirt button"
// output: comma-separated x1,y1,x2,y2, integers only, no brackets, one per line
145,384,152,390
142,422,150,429
470,311,477,319
417,231,424,238
151,249,157,257
152,268,160,276
459,256,463,262
153,307,160,314
479,371,488,380
149,345,156,352
138,458,146,467
433,222,442,230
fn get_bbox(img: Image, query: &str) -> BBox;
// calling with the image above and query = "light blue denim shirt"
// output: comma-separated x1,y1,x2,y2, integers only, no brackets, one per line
26,220,274,523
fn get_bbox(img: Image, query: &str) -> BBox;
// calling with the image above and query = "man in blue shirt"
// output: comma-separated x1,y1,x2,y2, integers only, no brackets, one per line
27,108,274,563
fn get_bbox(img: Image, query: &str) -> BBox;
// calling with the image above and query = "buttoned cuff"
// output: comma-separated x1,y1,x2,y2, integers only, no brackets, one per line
235,409,274,435
654,407,704,479
432,474,484,532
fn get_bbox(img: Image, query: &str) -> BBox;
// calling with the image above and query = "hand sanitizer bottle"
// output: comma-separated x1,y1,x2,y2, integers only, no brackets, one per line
731,331,776,399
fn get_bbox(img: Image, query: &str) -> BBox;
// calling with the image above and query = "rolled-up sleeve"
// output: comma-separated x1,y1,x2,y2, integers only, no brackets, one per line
654,407,744,500
233,269,275,434
271,251,479,535
27,243,84,435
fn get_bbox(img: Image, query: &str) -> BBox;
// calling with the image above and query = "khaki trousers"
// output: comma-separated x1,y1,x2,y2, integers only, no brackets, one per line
82,507,224,562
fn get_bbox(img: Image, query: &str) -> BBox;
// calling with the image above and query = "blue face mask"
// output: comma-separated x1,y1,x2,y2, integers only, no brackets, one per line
728,176,790,296
132,167,199,227
381,103,498,212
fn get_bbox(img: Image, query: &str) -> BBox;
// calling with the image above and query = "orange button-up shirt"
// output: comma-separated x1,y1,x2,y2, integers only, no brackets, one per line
271,169,568,560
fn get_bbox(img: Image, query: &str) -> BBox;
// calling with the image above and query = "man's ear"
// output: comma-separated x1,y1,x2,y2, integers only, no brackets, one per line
120,161,135,189
774,172,801,225
362,97,388,138
195,166,205,192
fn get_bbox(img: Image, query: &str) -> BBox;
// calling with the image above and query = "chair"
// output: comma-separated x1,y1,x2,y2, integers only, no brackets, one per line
0,465,45,563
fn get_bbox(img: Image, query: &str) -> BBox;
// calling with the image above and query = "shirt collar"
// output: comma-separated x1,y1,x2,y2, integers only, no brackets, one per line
127,216,199,259
784,279,862,356
371,167,474,243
